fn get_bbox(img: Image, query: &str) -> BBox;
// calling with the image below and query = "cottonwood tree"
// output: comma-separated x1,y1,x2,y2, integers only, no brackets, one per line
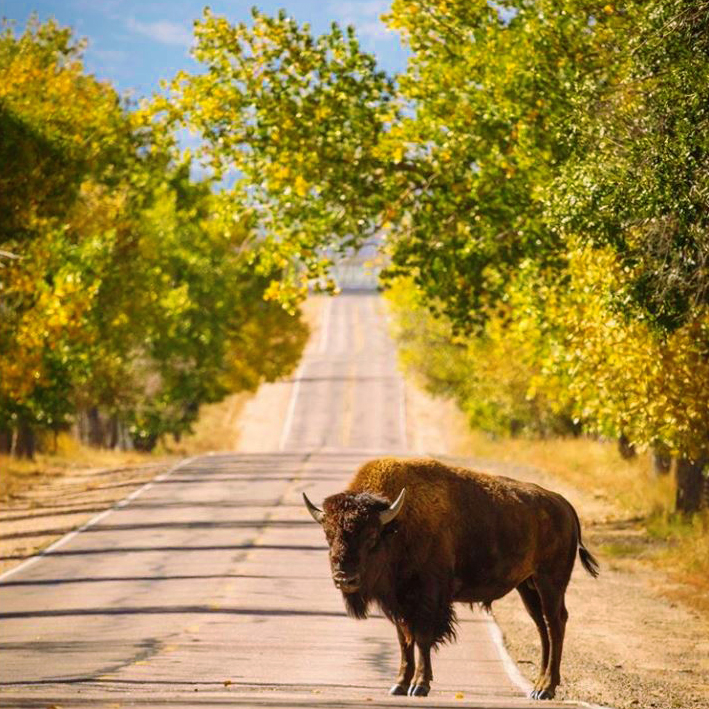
0,18,307,455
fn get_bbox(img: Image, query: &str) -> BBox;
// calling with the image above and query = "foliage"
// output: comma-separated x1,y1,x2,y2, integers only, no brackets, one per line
5,3,709,511
503,246,709,462
0,17,307,455
550,0,709,330
159,7,398,308
386,276,579,438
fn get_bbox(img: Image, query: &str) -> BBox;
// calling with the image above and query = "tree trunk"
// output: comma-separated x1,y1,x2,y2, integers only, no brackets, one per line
86,406,106,447
76,407,129,448
675,455,706,514
651,443,672,477
11,423,36,459
0,428,11,454
108,415,119,449
618,432,637,460
108,415,133,451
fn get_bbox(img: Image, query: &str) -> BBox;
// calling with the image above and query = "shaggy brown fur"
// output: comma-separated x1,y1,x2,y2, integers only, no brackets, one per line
307,457,599,700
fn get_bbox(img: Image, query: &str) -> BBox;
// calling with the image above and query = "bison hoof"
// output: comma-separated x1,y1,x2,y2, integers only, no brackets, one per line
530,688,555,700
389,684,409,696
408,684,429,697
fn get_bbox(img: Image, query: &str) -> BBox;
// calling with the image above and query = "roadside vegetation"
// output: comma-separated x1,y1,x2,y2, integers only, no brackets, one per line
0,391,250,502
154,0,709,513
0,437,156,504
0,18,308,462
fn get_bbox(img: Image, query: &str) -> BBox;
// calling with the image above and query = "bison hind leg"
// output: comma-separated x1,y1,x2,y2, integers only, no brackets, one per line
516,580,551,696
528,574,569,700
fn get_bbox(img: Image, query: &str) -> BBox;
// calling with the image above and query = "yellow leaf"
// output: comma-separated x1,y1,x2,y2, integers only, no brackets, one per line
294,174,309,197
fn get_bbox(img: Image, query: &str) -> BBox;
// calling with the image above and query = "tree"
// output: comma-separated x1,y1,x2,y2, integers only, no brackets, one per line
550,0,709,332
159,7,399,309
0,17,308,455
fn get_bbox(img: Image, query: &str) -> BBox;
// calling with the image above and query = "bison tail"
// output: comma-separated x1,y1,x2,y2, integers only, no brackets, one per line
579,544,600,578
568,498,600,578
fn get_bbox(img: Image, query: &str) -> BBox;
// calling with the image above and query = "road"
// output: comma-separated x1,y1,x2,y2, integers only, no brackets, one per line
0,293,576,708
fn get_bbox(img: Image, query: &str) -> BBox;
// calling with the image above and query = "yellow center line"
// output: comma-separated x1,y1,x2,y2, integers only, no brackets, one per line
340,303,362,446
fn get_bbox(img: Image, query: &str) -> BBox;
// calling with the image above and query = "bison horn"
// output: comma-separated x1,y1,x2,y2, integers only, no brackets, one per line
302,492,325,524
379,488,406,526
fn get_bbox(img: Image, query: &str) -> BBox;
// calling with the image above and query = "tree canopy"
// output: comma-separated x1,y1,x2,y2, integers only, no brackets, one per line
159,1,709,511
0,17,307,455
4,4,708,511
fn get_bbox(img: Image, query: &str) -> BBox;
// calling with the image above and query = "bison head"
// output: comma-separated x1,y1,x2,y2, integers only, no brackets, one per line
303,489,405,595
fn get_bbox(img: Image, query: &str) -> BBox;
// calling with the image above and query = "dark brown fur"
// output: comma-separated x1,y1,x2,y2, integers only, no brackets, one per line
313,457,599,699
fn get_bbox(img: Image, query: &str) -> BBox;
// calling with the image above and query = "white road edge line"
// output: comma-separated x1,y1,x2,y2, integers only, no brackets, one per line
485,613,615,709
484,612,534,696
279,363,304,451
0,455,199,583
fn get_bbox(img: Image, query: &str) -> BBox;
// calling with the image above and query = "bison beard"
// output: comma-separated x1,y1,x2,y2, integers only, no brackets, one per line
303,457,600,700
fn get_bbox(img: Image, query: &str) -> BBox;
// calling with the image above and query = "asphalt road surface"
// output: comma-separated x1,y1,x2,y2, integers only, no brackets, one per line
0,293,580,708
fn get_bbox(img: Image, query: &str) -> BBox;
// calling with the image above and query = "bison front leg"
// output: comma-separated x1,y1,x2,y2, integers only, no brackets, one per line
389,623,415,695
408,637,433,696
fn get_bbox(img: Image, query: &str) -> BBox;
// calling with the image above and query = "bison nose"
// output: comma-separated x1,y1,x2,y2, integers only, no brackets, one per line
332,569,360,592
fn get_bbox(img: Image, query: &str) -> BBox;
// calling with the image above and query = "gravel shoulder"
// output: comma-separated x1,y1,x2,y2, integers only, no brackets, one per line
0,460,175,577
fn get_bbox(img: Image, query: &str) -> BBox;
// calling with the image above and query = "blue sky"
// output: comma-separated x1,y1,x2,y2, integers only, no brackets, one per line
1,1,408,100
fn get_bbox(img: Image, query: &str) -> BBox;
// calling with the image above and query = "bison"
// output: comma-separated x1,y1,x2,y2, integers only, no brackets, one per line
302,457,599,700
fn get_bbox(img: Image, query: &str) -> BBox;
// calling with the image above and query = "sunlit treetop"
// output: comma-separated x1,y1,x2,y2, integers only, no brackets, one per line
155,8,406,306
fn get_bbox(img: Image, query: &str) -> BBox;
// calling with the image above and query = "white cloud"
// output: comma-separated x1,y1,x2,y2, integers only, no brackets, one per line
127,17,193,47
329,0,394,42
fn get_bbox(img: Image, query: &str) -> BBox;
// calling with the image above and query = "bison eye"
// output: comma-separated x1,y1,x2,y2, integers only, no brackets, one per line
366,530,382,550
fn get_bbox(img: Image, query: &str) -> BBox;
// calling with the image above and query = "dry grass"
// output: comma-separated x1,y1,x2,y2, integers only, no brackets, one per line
646,510,709,615
459,431,676,518
0,433,157,504
161,392,251,456
1,392,251,503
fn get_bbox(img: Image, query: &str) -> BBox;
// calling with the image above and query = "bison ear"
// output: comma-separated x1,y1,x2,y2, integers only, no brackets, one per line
302,492,325,524
379,488,406,526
